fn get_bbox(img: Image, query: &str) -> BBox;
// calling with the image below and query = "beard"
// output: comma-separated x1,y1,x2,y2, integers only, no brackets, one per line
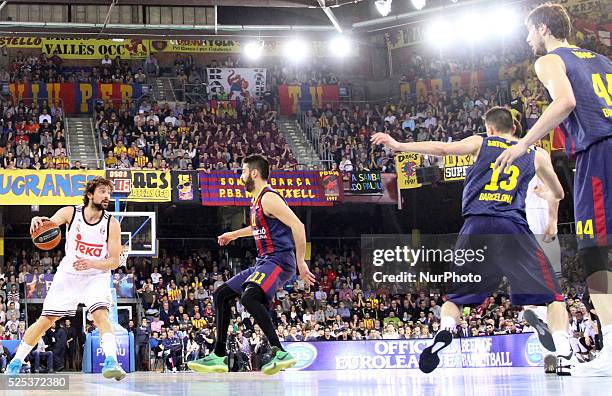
91,200,108,211
245,175,255,192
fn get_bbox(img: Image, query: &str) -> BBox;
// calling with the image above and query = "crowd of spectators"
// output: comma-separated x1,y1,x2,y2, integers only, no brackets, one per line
0,97,74,170
0,231,598,374
95,97,299,172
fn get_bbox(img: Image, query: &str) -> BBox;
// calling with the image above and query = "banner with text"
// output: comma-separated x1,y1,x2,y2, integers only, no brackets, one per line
348,171,383,194
443,155,474,182
395,153,422,190
319,170,343,203
199,171,333,206
105,170,171,202
207,68,266,101
9,83,144,114
282,333,546,371
0,170,104,205
42,38,149,59
279,84,339,115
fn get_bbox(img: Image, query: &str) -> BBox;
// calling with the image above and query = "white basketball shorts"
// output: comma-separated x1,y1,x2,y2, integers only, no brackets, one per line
41,270,112,317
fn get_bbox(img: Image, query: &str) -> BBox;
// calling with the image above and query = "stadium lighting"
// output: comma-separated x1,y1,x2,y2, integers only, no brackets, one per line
458,14,482,42
244,40,264,60
329,35,351,57
493,8,518,36
411,0,426,10
375,0,392,17
427,19,453,48
284,39,309,62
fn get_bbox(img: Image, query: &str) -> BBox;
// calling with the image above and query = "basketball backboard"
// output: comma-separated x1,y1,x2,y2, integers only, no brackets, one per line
108,211,157,257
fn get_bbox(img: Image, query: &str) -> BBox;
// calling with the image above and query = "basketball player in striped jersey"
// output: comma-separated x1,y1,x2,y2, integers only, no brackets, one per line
6,177,126,380
495,3,612,376
189,154,315,375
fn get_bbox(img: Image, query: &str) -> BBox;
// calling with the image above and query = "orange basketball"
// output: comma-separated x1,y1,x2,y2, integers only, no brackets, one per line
31,220,62,250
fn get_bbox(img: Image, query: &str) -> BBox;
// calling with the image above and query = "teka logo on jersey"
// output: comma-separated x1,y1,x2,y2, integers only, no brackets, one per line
75,233,103,257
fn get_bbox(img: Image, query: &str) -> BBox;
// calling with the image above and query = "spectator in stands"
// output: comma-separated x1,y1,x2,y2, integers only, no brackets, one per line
29,337,54,373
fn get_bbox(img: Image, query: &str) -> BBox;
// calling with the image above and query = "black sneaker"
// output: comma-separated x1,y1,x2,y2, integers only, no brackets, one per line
419,330,453,374
523,309,556,352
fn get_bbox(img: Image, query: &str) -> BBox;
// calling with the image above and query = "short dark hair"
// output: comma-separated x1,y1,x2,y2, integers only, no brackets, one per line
243,154,270,180
83,176,113,206
526,3,571,40
485,107,515,134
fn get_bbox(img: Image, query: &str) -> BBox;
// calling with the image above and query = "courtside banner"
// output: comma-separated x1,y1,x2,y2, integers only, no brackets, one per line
395,153,422,190
282,333,545,371
0,170,104,205
105,170,171,202
199,171,333,206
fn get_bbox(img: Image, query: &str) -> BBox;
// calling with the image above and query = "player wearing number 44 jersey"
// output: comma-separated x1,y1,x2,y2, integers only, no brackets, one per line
495,3,612,377
188,154,316,375
5,177,126,380
372,106,570,374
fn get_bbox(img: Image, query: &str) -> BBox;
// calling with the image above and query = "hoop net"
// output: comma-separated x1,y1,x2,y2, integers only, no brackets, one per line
119,245,130,267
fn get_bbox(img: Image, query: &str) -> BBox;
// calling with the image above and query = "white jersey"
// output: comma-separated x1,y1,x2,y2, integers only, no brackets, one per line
58,205,111,276
525,176,549,234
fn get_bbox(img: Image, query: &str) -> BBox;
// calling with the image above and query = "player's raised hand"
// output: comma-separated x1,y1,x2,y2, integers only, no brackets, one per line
493,141,528,172
30,216,50,234
371,133,399,150
298,261,316,287
217,232,236,246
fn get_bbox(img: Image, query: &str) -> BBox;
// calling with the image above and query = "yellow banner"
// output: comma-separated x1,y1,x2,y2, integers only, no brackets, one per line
0,170,104,205
150,39,358,57
41,38,150,59
0,37,42,48
395,153,422,190
443,154,475,182
106,170,171,202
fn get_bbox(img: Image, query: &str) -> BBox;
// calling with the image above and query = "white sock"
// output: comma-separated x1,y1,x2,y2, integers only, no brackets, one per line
552,331,571,356
602,325,612,348
101,333,118,360
14,342,35,361
440,316,456,331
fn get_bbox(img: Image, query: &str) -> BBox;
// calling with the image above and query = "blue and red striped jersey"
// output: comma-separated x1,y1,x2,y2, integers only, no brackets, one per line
547,46,612,155
250,186,295,257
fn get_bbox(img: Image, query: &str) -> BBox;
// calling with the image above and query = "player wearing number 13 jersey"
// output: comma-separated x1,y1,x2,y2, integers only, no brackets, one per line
371,106,569,374
493,3,612,377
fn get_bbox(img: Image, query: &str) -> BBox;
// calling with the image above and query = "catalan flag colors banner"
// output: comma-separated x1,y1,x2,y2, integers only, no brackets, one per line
199,171,334,206
9,83,144,114
278,84,339,116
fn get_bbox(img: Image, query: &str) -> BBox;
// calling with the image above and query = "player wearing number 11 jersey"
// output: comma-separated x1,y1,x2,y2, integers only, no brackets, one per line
372,106,569,374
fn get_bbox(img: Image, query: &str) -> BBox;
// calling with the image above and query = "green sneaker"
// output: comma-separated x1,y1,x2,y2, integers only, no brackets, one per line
261,347,297,375
187,353,229,373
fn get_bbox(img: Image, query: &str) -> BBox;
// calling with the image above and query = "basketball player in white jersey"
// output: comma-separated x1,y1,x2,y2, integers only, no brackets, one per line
5,177,126,380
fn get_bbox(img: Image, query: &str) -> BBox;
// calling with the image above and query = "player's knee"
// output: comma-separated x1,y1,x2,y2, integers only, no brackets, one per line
240,284,265,309
213,283,234,303
579,246,612,279
38,315,58,328
90,307,110,325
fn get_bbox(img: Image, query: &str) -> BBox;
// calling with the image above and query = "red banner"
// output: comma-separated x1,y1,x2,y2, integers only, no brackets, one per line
279,84,339,115
199,171,335,206
9,83,144,114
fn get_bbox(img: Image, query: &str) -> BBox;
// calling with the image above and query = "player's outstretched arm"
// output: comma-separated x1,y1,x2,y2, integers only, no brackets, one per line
74,217,122,271
494,54,576,171
217,226,252,246
30,206,74,234
534,149,564,202
261,193,316,286
371,133,483,157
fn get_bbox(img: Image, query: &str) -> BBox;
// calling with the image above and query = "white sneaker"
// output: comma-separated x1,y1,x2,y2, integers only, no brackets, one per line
172,367,177,373
556,351,582,376
570,346,612,377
